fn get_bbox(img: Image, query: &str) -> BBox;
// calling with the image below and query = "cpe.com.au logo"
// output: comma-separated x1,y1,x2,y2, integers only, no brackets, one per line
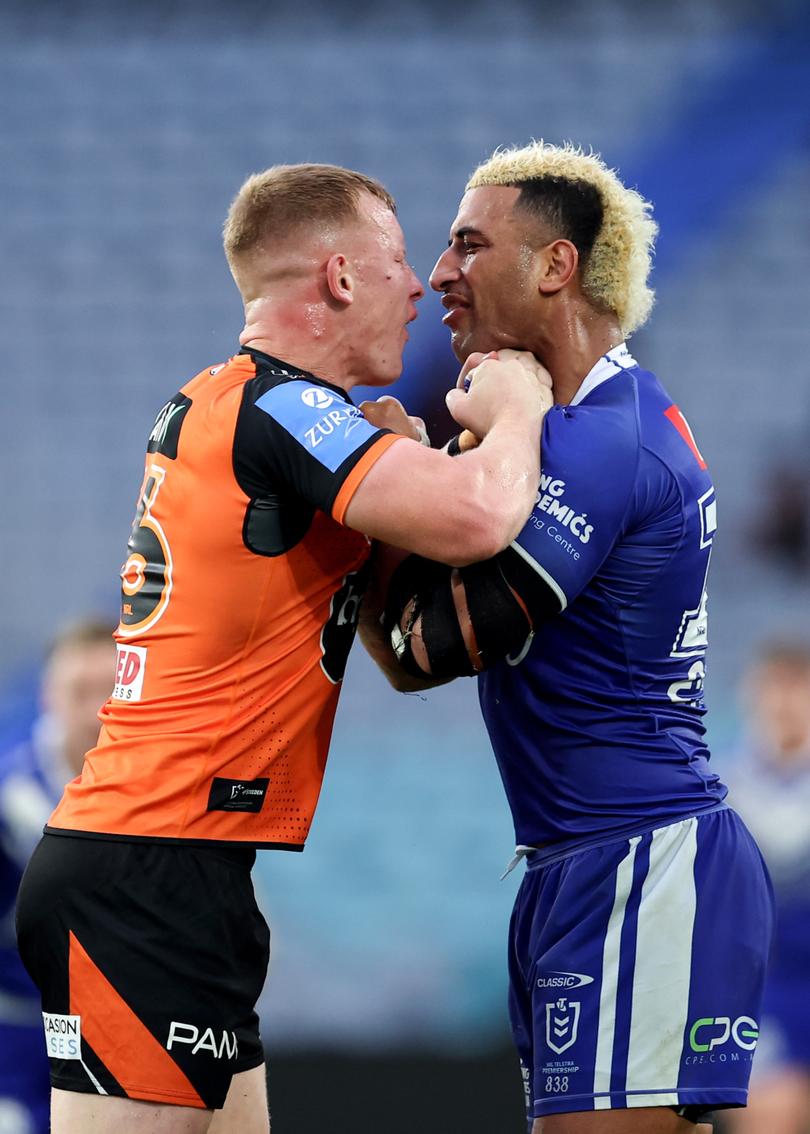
689,1016,758,1054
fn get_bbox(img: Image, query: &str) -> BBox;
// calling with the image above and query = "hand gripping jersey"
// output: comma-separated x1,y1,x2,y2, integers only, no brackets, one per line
480,344,727,848
47,348,400,848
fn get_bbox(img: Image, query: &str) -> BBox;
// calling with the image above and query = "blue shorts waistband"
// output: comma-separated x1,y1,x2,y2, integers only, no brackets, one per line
523,801,729,871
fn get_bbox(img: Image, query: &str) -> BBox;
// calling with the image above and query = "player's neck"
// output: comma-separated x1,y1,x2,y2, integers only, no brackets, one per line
537,310,624,406
239,299,356,394
241,333,351,390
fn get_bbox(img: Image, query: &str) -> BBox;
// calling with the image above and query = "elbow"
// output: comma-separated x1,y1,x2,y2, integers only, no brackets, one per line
439,468,533,565
377,659,439,693
450,526,507,566
443,504,516,567
383,666,419,693
391,672,432,693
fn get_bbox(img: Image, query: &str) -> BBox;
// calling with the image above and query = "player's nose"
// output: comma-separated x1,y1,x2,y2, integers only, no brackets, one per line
429,248,459,293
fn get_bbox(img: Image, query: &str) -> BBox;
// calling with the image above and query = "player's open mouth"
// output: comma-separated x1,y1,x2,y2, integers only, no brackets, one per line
441,293,470,325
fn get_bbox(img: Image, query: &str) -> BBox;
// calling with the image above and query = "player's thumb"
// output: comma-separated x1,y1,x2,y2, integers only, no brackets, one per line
446,387,479,432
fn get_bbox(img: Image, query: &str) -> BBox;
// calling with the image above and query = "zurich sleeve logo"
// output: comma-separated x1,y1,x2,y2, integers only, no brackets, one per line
256,381,380,473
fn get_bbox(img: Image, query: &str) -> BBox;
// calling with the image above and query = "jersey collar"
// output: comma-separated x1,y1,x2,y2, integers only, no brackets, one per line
239,346,354,402
569,343,638,407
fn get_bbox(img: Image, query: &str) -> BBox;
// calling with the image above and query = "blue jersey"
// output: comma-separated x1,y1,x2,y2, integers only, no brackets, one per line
0,719,72,1133
730,749,810,1065
479,345,726,847
0,717,70,1019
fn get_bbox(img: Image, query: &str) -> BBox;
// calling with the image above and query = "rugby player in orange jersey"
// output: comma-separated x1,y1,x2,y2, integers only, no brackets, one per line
16,163,554,1134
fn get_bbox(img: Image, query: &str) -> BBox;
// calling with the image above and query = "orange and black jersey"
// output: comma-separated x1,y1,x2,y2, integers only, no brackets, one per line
48,347,402,849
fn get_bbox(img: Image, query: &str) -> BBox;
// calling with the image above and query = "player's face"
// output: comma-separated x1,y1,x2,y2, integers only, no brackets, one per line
751,662,810,760
347,195,424,386
430,186,543,362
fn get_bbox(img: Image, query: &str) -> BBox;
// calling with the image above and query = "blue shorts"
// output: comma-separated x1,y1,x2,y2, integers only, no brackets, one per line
507,806,774,1123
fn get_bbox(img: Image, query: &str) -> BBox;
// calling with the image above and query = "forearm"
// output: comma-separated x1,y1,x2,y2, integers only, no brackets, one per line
345,351,550,565
344,416,541,567
450,410,542,555
359,543,450,692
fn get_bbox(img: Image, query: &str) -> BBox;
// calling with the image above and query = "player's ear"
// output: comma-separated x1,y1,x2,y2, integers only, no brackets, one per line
325,253,354,306
537,239,579,296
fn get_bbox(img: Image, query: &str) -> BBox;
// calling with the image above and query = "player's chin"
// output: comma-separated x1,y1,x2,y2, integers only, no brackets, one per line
450,328,492,364
363,363,403,389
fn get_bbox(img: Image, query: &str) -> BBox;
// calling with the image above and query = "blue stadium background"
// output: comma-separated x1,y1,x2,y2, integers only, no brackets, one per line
2,1,809,1128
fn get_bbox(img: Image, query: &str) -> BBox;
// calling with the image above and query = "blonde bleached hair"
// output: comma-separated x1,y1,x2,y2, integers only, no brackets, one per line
467,141,657,336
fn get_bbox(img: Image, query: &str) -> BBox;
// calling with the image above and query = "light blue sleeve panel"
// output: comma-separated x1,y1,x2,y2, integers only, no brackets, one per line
255,380,384,474
513,398,640,609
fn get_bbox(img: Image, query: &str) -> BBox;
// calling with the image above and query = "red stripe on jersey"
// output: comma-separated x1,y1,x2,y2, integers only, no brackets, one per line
664,405,707,469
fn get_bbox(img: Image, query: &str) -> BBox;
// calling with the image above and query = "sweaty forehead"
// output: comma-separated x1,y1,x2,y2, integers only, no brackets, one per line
450,185,523,238
355,193,404,249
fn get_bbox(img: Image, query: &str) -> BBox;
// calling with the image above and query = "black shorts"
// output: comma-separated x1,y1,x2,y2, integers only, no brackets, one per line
16,833,270,1110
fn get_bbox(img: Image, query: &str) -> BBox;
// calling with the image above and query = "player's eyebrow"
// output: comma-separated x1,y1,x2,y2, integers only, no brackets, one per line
448,225,486,247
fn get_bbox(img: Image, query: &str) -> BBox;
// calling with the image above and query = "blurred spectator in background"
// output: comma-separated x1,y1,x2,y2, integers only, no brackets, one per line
726,643,810,1134
0,619,113,1134
749,466,810,577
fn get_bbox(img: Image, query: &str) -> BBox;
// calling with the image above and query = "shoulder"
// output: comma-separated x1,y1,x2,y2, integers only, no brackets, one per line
542,370,642,490
249,373,355,425
626,366,710,478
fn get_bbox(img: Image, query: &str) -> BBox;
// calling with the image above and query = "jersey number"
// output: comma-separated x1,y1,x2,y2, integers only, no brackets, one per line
668,488,716,703
119,463,173,636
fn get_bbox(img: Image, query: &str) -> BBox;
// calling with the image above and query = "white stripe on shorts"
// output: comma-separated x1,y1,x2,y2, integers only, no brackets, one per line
625,816,698,1105
81,1058,108,1095
593,835,641,1108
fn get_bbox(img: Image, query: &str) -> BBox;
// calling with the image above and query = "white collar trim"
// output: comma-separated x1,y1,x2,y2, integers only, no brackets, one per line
569,343,637,407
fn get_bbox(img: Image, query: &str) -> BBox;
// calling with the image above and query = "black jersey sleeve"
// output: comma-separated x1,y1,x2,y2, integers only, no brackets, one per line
234,371,395,522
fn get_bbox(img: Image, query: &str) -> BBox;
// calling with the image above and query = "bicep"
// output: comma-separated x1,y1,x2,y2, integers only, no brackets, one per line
342,439,486,563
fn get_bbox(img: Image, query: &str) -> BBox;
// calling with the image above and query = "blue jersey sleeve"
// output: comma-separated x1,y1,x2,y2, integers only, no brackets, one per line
513,401,640,608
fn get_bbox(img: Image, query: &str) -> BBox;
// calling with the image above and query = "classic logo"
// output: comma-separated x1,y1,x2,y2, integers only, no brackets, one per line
42,1013,82,1060
301,387,333,410
537,971,594,990
545,997,580,1055
689,1016,758,1053
112,644,147,701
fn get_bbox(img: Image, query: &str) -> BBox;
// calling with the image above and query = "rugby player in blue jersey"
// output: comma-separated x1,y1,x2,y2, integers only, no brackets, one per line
726,645,810,1134
361,142,773,1133
0,621,113,1134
